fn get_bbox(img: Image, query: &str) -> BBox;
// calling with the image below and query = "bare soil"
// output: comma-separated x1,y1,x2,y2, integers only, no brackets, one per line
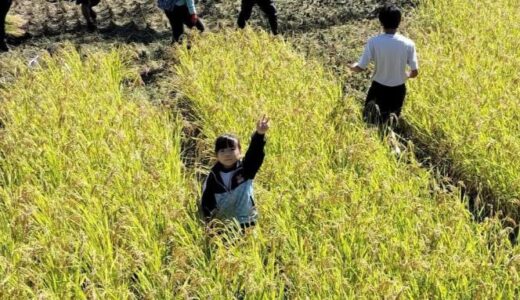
8,0,416,37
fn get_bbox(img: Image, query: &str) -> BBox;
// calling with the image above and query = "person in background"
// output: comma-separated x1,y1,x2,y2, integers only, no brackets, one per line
237,0,278,35
201,116,270,231
158,0,204,44
69,0,100,32
0,0,13,52
349,4,419,126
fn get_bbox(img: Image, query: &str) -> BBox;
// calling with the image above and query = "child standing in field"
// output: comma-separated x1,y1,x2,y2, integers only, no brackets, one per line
237,0,278,35
0,0,12,52
349,4,419,125
158,0,205,44
201,116,269,229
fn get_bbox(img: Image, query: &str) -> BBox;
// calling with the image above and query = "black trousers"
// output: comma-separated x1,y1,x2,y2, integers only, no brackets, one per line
164,5,205,43
363,81,407,124
237,0,278,35
0,0,12,46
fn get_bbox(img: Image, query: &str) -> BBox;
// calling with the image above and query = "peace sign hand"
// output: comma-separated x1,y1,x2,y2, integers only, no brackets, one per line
256,115,270,135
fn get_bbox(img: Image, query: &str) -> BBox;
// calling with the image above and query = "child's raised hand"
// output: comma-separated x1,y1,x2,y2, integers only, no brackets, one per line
256,115,270,135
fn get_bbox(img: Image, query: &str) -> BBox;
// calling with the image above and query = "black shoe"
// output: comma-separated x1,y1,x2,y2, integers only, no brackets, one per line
0,41,9,52
87,22,97,32
270,25,278,35
176,34,186,45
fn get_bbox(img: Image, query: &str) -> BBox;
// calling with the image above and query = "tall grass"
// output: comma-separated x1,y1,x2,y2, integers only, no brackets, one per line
407,0,520,219
0,47,197,298
174,30,519,298
0,23,518,297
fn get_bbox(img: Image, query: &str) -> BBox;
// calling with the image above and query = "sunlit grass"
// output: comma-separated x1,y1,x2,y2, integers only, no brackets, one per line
173,30,519,298
0,6,519,295
5,15,26,38
0,47,196,298
407,0,520,219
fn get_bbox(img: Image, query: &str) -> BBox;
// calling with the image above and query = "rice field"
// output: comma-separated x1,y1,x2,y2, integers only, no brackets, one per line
405,0,520,222
0,48,195,298
288,0,520,228
1,0,519,298
170,29,520,298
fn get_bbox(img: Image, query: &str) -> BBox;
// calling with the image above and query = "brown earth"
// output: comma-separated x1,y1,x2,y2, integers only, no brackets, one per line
8,0,416,37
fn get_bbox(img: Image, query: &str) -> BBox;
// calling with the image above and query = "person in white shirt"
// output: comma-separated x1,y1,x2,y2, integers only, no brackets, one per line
349,4,419,125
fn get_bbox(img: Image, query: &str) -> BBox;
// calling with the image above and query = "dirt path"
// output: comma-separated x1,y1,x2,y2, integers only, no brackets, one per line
10,0,166,36
8,0,417,37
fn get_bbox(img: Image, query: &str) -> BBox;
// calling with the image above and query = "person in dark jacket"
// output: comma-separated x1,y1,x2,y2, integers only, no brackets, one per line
237,0,278,35
158,0,204,44
0,0,12,52
201,116,270,229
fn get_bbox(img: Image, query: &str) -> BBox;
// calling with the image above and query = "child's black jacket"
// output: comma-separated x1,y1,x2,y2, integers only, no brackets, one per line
200,132,266,223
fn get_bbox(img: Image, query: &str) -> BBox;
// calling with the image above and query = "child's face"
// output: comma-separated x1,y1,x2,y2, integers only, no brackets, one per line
217,145,241,169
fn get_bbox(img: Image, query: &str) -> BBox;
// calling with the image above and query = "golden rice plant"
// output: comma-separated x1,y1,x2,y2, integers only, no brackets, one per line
0,46,199,298
407,0,520,219
173,30,519,298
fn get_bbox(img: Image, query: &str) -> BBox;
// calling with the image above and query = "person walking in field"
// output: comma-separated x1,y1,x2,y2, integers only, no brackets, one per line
0,0,12,52
69,0,100,32
237,0,278,35
201,116,270,230
158,0,205,44
349,4,419,125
